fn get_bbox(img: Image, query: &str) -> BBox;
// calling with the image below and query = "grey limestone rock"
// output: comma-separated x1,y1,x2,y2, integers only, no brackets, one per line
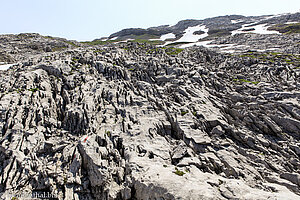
0,33,300,200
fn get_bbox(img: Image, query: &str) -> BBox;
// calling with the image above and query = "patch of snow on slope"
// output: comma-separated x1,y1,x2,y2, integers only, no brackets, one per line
180,41,252,54
149,38,161,41
160,33,176,41
231,19,244,24
180,40,213,48
286,22,299,24
264,15,276,20
231,22,256,35
179,41,237,50
0,64,16,70
249,24,280,34
264,13,285,20
110,37,118,41
176,25,209,43
232,23,280,35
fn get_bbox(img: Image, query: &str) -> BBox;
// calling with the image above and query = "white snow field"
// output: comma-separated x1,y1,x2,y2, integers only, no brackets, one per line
232,23,280,35
160,33,176,41
0,63,16,70
231,19,244,24
285,22,299,24
179,40,235,50
110,37,118,41
179,40,214,48
162,25,209,46
180,40,252,53
176,25,209,43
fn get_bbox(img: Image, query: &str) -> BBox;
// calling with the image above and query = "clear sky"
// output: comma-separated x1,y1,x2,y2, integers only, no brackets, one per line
1,0,299,41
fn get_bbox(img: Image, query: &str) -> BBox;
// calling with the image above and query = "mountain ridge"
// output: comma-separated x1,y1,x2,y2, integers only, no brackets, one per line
108,12,300,39
98,12,300,53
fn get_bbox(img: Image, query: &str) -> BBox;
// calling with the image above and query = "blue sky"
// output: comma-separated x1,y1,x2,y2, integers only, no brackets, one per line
1,0,299,41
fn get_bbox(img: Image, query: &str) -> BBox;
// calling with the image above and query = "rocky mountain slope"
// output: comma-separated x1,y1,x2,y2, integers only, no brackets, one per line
0,13,300,199
99,12,300,53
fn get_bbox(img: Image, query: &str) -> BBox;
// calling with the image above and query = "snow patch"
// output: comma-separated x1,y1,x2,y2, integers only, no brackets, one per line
248,24,280,34
222,49,236,53
0,63,16,70
176,25,209,43
264,15,276,20
231,19,244,24
285,22,299,24
180,41,252,53
110,37,118,41
180,40,213,48
162,25,209,47
264,13,285,20
160,33,176,41
232,23,280,35
179,41,238,50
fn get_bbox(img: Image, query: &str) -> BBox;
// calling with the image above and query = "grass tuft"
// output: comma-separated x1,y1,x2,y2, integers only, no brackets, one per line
173,167,185,176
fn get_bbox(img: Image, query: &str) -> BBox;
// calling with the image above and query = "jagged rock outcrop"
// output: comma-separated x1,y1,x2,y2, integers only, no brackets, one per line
0,35,300,199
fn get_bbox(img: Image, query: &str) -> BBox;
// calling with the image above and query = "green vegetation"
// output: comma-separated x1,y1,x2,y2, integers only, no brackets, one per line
239,54,257,59
131,34,160,40
237,52,300,66
122,47,130,51
94,50,104,53
173,167,185,176
28,88,39,93
72,57,79,62
165,41,193,46
54,76,62,82
163,164,168,168
70,57,79,66
165,47,184,55
43,36,54,40
65,41,79,47
270,52,281,56
233,79,260,85
52,46,67,52
147,48,161,54
105,130,111,137
268,23,300,34
82,34,163,46
16,88,24,93
127,39,165,45
181,110,189,116
81,39,118,46
207,29,231,37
